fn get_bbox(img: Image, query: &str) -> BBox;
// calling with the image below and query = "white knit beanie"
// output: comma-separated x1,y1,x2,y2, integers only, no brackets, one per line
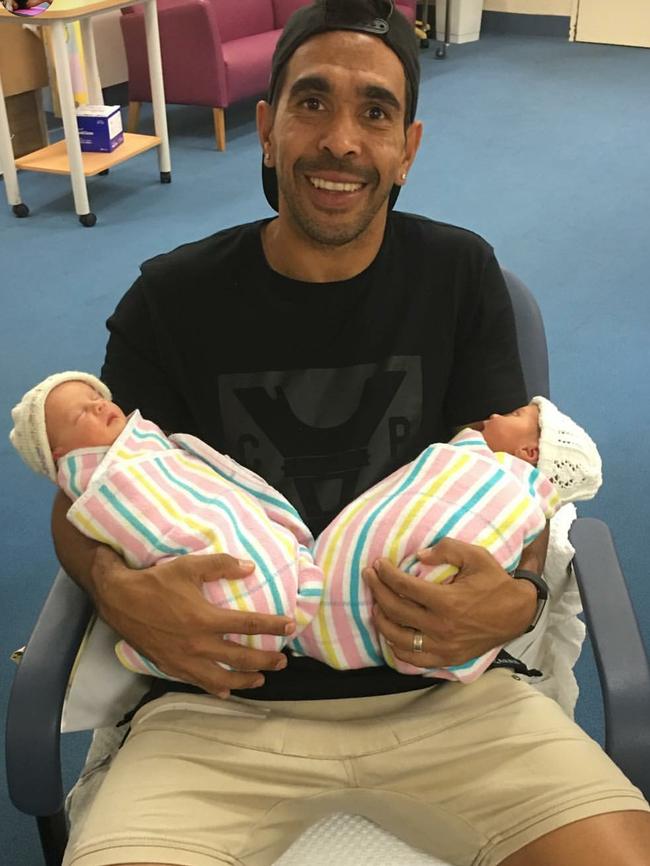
531,396,602,504
10,372,112,482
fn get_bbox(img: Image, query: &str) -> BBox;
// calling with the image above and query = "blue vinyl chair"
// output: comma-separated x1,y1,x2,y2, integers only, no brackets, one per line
6,270,650,866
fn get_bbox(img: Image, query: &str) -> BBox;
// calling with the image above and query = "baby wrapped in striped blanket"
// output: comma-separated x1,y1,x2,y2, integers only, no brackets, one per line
10,373,602,684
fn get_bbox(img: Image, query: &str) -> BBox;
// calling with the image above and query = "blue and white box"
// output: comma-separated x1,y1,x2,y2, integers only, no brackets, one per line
76,105,124,153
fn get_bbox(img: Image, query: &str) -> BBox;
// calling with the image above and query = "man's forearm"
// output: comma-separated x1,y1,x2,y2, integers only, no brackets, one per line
518,522,550,575
51,489,125,604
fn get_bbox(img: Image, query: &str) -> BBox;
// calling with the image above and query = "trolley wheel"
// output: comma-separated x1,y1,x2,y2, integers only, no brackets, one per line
99,169,110,176
160,171,172,184
79,212,97,227
12,203,29,218
435,46,447,59
420,38,429,49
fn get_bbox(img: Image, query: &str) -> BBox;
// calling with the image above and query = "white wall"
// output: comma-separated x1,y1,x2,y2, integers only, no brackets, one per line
483,0,572,14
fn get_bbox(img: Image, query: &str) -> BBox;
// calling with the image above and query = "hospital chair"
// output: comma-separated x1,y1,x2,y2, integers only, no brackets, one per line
6,271,650,866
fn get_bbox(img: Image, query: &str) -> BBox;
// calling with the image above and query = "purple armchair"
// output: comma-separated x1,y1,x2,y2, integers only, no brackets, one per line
120,0,417,150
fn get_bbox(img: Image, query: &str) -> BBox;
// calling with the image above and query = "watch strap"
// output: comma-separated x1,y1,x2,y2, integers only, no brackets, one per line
511,569,549,633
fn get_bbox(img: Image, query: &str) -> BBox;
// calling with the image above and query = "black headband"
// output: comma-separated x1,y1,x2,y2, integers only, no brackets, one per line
263,0,420,212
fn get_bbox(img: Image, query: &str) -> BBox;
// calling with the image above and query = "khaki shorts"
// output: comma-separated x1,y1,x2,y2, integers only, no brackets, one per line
63,669,648,866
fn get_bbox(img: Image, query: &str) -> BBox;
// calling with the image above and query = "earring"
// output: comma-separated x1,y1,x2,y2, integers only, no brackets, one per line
401,172,407,181
264,150,271,164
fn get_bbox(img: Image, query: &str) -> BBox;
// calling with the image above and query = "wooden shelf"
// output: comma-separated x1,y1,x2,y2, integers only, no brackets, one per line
15,133,161,176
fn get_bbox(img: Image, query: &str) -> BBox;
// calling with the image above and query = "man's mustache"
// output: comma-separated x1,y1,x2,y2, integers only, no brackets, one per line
295,158,378,186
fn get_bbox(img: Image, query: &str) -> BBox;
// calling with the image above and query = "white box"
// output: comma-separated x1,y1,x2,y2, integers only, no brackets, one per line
436,0,484,44
76,104,124,153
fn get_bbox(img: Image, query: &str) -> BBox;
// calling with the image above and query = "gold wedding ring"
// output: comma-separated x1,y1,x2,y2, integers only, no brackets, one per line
412,630,424,653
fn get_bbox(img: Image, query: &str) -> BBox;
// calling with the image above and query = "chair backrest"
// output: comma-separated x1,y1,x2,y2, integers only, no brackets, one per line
213,0,275,42
396,0,417,22
501,269,550,400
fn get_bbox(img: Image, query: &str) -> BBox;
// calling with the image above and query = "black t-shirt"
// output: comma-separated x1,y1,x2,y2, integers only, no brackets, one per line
102,211,526,700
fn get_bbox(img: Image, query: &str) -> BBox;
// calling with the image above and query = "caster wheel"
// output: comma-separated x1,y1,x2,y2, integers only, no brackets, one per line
79,212,97,227
435,46,447,59
99,169,110,176
420,38,429,49
160,171,172,184
12,203,29,218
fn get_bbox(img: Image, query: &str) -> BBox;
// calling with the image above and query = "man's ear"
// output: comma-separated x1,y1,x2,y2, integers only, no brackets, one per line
515,443,539,465
256,100,274,165
398,119,423,183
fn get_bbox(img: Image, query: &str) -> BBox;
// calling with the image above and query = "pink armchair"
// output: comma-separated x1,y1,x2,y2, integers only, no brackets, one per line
120,0,417,150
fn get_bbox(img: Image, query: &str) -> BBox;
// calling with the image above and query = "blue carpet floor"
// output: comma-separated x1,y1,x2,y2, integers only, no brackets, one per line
2,30,650,864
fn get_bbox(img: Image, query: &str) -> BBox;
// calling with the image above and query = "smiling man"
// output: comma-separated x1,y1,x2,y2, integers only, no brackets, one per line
258,2,421,272
53,2,650,866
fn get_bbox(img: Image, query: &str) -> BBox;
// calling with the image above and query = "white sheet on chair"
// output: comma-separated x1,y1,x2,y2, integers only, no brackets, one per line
274,813,451,865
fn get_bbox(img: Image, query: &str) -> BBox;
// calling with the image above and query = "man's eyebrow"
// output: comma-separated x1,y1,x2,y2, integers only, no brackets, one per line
288,75,331,100
360,84,402,112
287,77,402,113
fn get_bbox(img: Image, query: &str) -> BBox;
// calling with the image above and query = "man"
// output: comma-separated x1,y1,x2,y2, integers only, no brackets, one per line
53,2,650,865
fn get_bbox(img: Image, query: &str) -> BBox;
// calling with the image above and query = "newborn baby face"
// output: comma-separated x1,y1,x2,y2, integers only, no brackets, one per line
45,380,127,462
480,404,540,463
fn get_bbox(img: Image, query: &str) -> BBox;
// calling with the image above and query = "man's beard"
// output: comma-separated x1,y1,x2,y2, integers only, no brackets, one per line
278,160,391,248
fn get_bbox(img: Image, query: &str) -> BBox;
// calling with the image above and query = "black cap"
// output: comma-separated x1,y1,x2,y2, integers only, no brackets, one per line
263,0,420,213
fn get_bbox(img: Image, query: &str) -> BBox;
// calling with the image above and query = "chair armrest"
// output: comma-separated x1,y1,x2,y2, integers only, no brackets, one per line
569,517,650,797
5,569,93,816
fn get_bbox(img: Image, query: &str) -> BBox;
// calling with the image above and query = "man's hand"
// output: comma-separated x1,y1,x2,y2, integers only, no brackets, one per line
362,538,537,669
91,549,294,698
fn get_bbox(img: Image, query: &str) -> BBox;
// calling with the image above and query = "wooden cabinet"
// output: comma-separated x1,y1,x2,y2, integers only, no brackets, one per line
0,26,48,97
0,27,48,160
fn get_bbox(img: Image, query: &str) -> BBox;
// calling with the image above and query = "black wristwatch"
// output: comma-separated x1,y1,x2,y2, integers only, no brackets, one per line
511,568,549,634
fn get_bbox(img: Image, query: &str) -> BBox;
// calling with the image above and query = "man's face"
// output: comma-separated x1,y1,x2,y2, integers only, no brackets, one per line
480,404,540,463
45,380,127,462
260,31,421,247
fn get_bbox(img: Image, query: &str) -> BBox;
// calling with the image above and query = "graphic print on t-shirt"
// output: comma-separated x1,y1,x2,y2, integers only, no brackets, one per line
218,358,423,533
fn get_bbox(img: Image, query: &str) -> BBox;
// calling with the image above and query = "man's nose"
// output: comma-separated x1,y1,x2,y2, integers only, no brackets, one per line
318,111,362,159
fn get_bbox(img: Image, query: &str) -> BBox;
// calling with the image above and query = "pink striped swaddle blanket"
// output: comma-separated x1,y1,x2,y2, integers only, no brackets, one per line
58,412,324,679
59,416,558,684
298,429,559,680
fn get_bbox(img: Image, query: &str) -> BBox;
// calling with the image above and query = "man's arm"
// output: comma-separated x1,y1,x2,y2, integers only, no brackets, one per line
517,521,550,576
52,489,120,601
52,489,293,696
